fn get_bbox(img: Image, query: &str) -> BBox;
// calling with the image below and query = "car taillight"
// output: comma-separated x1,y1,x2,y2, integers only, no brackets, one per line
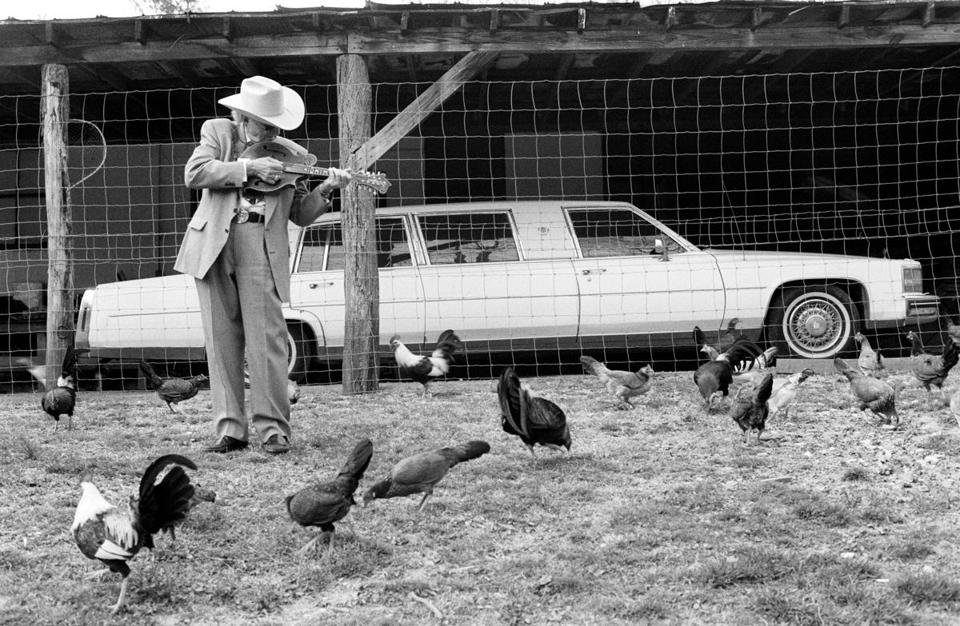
77,303,90,332
902,266,923,293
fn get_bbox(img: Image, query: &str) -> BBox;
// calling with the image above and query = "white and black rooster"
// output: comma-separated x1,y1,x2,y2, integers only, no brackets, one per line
390,329,462,397
72,454,197,614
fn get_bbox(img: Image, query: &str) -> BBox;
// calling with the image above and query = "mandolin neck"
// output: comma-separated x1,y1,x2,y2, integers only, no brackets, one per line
283,163,331,178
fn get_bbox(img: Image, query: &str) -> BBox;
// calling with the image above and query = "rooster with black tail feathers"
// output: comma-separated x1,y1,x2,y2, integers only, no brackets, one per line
693,338,765,411
498,366,571,456
72,454,197,614
390,329,462,397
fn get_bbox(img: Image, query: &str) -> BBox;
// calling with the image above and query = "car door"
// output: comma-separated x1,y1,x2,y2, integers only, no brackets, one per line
416,209,579,347
287,216,425,349
566,206,726,338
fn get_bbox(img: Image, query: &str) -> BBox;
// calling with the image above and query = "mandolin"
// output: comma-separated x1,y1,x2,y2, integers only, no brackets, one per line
240,141,391,195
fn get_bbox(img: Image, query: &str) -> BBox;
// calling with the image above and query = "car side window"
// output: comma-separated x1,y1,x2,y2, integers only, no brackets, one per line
377,218,414,268
299,219,413,272
418,212,520,265
298,225,334,272
568,209,682,258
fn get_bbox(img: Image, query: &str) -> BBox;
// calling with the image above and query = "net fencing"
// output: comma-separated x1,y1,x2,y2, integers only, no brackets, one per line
1,66,959,392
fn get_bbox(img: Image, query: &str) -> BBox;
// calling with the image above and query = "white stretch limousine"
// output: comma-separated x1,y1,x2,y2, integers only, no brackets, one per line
76,201,939,376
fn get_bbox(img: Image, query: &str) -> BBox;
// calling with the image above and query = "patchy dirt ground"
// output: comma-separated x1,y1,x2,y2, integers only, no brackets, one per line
1,364,959,625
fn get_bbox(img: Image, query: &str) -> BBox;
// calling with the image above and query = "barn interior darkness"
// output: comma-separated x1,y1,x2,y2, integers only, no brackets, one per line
11,68,955,311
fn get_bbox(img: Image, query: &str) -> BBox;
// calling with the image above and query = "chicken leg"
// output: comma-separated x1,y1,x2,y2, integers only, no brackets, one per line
109,577,130,615
417,492,433,511
298,530,334,557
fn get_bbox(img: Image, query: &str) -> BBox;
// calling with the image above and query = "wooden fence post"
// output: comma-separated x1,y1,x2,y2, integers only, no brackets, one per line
41,64,73,387
337,54,380,394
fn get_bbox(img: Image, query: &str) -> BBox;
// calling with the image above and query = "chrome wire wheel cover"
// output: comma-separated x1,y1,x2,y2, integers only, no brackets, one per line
782,291,851,358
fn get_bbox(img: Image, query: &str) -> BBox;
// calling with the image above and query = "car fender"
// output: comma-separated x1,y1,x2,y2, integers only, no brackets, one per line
282,307,326,349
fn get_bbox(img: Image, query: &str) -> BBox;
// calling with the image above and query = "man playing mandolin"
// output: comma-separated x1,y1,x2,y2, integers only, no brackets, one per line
175,75,352,455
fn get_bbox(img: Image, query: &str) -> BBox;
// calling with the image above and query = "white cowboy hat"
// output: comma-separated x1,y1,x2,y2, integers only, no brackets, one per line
218,76,305,131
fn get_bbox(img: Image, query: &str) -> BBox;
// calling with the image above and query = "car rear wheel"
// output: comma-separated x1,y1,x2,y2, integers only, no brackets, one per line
767,286,856,359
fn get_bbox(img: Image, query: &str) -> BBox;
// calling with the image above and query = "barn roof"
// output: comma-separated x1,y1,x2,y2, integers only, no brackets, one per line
2,1,960,140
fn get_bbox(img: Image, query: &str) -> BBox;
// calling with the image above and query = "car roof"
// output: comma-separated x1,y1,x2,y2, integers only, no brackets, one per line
309,199,639,223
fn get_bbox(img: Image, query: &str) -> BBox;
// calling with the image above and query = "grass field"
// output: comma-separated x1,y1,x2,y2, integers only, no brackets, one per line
1,365,960,625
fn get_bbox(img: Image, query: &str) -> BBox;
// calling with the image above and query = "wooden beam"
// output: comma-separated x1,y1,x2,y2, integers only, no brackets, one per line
577,8,586,34
45,23,61,48
336,53,379,395
41,63,74,390
751,7,771,31
221,16,233,42
489,8,500,34
134,19,148,46
664,7,677,32
6,22,960,67
354,49,498,171
838,5,850,29
924,2,936,28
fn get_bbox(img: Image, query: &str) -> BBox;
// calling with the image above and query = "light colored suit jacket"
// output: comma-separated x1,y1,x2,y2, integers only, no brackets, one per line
174,118,330,302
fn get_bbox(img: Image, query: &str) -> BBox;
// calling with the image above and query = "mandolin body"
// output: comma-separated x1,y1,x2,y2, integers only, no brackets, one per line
241,141,319,194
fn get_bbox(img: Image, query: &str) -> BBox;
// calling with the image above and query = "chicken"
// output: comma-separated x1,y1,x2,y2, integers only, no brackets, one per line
245,372,301,405
580,356,654,409
854,332,884,377
288,378,302,405
767,368,815,421
72,454,197,614
286,438,373,556
692,320,743,359
26,346,82,430
390,329,462,397
718,318,744,352
693,325,713,362
139,361,208,413
361,440,490,510
945,317,960,346
497,366,572,456
834,357,898,428
905,331,959,392
731,346,778,385
729,371,774,444
696,336,773,377
693,338,765,410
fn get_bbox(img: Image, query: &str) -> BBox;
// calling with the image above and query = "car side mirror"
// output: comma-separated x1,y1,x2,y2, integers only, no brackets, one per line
654,238,670,262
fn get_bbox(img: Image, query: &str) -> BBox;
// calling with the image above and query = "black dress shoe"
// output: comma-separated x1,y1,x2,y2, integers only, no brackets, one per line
204,435,249,453
262,434,290,455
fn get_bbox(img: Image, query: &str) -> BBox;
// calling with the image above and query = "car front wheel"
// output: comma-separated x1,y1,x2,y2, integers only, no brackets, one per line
767,286,856,359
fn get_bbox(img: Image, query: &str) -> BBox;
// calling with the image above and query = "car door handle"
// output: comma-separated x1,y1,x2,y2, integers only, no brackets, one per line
307,282,336,289
581,268,607,275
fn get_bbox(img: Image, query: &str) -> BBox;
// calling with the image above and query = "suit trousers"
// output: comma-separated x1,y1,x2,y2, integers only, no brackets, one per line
195,220,290,443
